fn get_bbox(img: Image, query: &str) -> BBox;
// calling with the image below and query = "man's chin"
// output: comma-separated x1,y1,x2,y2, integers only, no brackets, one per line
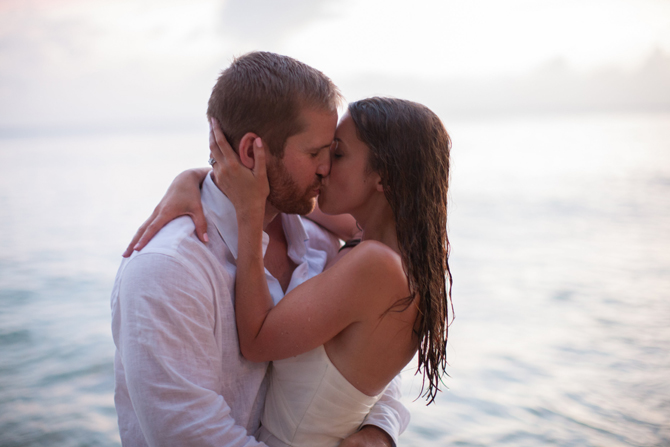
269,196,316,216
300,198,317,216
296,197,317,216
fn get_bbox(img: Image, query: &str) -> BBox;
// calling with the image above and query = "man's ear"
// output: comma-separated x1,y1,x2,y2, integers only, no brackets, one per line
238,132,261,169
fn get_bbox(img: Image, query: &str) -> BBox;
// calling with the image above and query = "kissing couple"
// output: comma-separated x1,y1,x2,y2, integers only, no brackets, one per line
112,51,453,446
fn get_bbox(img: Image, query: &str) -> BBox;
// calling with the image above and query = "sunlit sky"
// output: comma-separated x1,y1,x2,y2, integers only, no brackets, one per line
1,0,669,132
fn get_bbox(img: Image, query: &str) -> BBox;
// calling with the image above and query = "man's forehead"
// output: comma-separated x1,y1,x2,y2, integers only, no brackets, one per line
299,107,338,126
292,108,337,144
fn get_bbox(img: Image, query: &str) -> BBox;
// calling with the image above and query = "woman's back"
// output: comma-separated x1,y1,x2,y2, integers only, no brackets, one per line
321,241,418,397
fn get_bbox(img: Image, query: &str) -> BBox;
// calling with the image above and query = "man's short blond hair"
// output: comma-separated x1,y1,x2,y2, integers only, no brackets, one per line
207,51,342,158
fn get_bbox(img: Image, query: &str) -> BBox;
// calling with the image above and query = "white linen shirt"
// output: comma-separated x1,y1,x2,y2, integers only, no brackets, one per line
111,174,409,447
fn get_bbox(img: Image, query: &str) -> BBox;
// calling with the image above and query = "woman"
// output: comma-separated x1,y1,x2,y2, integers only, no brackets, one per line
129,97,453,446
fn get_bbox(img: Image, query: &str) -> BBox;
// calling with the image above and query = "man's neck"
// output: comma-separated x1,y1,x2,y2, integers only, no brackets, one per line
262,202,281,230
263,209,297,293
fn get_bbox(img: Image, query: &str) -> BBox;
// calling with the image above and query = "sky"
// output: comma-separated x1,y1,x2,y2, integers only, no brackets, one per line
0,0,669,134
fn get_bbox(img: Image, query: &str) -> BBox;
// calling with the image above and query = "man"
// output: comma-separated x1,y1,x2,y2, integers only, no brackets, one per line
111,51,409,446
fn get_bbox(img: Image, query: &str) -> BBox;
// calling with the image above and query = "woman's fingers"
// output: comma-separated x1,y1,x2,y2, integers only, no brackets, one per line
189,203,209,243
122,227,144,257
122,207,208,258
252,138,266,178
133,217,167,253
252,138,269,197
210,117,238,164
122,210,157,257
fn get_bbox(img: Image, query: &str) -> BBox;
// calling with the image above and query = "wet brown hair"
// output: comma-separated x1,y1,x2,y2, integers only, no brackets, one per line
348,97,453,404
207,51,342,158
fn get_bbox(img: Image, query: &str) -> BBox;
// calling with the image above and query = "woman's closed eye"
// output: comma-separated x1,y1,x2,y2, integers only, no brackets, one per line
330,139,342,159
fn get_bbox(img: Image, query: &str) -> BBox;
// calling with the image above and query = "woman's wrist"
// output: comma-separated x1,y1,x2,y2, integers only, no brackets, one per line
236,209,266,249
236,214,265,267
181,167,211,186
235,206,265,225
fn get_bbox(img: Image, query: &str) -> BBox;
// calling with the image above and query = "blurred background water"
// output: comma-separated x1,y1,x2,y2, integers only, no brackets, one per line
0,111,668,446
2,0,670,445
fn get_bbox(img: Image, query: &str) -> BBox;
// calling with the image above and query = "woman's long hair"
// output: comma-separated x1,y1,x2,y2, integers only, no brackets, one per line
348,97,453,404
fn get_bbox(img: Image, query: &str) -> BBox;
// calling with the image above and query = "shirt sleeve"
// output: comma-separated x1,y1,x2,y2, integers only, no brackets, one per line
361,374,410,447
300,217,342,264
114,252,267,447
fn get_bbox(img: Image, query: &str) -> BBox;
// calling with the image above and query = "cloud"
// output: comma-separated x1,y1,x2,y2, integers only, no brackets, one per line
0,0,228,134
339,50,670,118
1,0,669,135
219,0,346,46
0,0,353,135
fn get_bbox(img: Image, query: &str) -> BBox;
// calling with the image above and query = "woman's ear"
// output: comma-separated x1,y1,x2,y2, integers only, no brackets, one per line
375,175,385,192
238,132,260,169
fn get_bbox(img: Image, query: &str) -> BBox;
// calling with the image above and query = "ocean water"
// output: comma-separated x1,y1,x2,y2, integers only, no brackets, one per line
0,112,668,446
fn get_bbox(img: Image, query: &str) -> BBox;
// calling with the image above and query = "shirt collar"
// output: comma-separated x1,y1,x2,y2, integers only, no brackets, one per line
280,212,309,263
201,173,309,262
202,173,268,260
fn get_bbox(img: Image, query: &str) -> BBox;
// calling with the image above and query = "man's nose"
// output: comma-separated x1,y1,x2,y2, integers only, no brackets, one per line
316,149,331,177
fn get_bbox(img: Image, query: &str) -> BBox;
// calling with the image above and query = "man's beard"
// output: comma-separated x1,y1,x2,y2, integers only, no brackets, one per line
266,157,320,215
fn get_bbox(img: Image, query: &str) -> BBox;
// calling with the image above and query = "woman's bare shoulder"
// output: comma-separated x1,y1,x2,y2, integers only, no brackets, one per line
350,239,401,265
333,240,409,304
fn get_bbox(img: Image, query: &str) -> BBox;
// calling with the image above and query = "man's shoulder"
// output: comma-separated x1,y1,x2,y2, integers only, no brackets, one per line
110,215,232,321
115,216,219,286
141,215,199,255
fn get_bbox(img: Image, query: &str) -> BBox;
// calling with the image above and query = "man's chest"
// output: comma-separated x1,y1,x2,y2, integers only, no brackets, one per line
262,216,301,293
263,241,297,293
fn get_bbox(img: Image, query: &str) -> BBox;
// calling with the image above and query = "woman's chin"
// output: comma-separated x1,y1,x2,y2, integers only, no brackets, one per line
317,196,335,215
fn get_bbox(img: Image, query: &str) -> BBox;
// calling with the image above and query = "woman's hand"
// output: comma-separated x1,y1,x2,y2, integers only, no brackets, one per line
122,167,210,257
209,118,269,222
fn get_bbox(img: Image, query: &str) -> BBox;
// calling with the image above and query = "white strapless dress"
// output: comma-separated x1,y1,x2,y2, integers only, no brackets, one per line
256,345,386,447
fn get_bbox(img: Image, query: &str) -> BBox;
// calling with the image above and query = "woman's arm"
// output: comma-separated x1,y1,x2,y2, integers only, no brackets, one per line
235,241,404,362
122,167,210,257
305,205,361,241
